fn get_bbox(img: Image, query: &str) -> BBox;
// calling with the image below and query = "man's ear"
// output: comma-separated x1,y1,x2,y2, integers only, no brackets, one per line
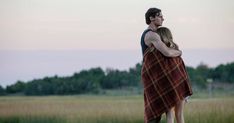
150,17,155,21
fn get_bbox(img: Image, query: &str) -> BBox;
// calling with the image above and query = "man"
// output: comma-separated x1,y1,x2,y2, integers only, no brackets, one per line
142,8,182,57
140,8,182,123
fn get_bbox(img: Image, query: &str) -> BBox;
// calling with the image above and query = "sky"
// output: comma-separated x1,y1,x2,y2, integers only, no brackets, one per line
0,0,234,50
1,0,234,87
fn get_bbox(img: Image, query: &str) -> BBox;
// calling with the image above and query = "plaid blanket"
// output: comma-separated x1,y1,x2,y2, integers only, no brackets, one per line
141,46,193,123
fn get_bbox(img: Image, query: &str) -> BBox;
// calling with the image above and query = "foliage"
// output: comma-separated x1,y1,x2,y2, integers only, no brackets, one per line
211,62,234,83
0,85,5,96
6,81,26,94
1,62,234,95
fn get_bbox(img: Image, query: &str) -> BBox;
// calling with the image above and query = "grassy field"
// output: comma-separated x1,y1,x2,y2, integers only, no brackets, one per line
0,95,234,123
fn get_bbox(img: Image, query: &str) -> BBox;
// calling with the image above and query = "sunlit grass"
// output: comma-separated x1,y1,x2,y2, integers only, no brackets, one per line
0,95,233,123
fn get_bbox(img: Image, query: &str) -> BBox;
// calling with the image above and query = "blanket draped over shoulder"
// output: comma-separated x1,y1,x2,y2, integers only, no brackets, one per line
141,46,193,123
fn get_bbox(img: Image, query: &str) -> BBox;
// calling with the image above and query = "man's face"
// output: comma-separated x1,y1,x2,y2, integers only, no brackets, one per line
153,12,164,26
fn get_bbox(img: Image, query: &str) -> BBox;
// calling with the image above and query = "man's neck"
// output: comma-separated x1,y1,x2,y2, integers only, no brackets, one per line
148,23,158,31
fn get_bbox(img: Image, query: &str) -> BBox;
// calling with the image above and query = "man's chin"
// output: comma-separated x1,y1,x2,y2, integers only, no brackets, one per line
155,24,162,27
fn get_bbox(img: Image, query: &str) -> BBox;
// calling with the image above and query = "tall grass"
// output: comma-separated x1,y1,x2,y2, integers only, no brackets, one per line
0,95,233,123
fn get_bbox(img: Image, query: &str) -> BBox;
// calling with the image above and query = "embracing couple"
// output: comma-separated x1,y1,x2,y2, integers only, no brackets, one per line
140,8,193,123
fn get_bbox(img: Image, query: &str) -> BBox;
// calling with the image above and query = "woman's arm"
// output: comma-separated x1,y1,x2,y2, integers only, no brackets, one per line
145,31,182,57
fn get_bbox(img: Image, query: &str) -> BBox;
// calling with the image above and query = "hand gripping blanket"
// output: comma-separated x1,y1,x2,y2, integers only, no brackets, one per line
141,46,193,123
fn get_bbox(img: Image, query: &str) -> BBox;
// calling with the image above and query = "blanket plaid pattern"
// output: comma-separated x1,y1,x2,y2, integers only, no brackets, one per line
141,46,193,123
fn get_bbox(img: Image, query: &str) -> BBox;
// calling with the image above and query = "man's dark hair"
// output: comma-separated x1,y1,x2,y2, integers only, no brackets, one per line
145,8,161,25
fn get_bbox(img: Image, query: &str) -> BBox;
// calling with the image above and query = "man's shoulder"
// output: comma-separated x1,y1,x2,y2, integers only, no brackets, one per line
145,30,160,40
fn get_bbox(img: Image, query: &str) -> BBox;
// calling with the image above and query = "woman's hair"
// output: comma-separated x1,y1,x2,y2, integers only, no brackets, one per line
145,8,161,25
156,27,179,50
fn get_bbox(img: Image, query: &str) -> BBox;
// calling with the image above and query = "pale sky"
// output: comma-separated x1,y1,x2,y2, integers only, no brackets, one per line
1,0,234,87
1,0,234,50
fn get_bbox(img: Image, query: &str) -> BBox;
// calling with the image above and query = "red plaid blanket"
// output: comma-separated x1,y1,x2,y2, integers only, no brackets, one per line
141,46,193,123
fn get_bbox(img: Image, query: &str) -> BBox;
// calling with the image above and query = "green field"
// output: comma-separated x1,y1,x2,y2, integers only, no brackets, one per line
0,95,234,123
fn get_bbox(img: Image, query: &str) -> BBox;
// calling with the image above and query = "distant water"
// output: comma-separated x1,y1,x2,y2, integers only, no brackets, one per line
1,49,234,87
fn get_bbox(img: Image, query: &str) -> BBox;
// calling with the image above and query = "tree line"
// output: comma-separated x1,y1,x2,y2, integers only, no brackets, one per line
0,62,234,96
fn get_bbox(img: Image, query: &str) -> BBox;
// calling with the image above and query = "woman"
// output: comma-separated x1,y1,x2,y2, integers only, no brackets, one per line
156,27,192,123
156,27,179,50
